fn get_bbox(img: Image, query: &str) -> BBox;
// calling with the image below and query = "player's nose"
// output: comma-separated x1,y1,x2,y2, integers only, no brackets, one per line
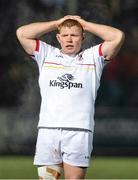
66,35,72,41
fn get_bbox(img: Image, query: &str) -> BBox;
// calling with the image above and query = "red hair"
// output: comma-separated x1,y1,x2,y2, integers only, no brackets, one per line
58,19,84,33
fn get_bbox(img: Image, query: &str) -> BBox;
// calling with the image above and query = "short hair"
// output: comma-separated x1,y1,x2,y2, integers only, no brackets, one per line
58,19,84,33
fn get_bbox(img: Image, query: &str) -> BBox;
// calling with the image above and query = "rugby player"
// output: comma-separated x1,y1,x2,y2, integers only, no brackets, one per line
16,15,125,179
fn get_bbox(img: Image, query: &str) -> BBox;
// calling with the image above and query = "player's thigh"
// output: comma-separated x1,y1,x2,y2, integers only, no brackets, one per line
63,162,87,179
34,128,62,165
62,129,93,167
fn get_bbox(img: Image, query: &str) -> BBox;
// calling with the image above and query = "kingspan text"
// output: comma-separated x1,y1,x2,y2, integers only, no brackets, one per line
49,80,83,89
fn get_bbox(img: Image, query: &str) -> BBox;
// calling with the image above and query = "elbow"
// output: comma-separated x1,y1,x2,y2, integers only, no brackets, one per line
118,30,125,44
16,27,24,40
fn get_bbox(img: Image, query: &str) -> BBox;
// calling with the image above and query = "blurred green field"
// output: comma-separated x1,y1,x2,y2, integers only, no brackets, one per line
0,156,138,179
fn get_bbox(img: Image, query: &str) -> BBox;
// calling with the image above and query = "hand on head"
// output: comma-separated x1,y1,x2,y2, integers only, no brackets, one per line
63,15,81,20
56,15,86,30
56,15,80,26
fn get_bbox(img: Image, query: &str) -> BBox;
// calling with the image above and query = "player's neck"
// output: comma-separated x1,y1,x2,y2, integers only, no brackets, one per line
60,49,82,57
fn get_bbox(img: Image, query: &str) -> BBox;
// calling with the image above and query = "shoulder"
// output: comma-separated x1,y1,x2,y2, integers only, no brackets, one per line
35,40,56,51
83,43,104,58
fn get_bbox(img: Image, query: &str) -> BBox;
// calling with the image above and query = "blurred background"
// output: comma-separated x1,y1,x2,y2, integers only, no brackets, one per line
0,0,138,157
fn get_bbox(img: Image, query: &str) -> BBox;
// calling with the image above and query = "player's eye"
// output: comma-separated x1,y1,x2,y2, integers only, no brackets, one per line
61,34,68,37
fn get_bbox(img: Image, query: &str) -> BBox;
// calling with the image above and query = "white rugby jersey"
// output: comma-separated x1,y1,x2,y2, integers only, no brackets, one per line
32,40,105,132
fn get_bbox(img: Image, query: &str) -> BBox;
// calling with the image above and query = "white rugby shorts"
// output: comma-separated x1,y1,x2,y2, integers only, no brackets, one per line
34,128,93,167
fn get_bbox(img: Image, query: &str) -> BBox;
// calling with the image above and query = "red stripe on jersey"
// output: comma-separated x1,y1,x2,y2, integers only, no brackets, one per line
99,43,103,56
35,39,40,52
77,63,96,67
44,62,62,66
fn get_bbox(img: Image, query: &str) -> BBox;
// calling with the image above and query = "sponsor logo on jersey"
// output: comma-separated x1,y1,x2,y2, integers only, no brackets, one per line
49,73,83,89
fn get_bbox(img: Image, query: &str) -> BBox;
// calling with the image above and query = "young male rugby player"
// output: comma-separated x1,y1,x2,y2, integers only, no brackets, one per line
16,15,125,179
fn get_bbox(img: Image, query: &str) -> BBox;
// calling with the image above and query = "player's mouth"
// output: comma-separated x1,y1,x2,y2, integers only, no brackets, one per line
66,45,74,49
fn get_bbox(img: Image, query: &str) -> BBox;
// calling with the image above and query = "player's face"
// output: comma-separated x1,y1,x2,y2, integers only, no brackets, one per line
56,26,84,55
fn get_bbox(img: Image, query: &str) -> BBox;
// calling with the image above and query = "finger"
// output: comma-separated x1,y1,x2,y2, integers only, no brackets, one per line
64,15,81,19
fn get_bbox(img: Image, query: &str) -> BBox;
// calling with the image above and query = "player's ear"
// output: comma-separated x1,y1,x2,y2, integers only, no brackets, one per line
56,34,60,43
82,32,85,41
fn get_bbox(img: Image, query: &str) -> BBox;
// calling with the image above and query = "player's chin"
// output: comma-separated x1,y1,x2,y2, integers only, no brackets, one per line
64,49,78,55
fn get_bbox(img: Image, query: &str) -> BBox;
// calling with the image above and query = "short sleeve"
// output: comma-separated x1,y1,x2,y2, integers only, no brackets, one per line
92,44,106,80
31,40,49,72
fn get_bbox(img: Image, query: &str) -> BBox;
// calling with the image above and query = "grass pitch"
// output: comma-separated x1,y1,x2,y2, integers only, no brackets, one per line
0,156,138,179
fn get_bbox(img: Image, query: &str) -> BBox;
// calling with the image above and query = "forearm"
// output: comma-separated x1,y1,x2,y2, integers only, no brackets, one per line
16,20,58,39
80,20,123,42
16,15,77,39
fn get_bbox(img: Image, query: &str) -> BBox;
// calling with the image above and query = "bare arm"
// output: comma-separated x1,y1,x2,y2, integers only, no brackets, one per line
76,18,125,60
16,16,80,55
16,21,58,55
